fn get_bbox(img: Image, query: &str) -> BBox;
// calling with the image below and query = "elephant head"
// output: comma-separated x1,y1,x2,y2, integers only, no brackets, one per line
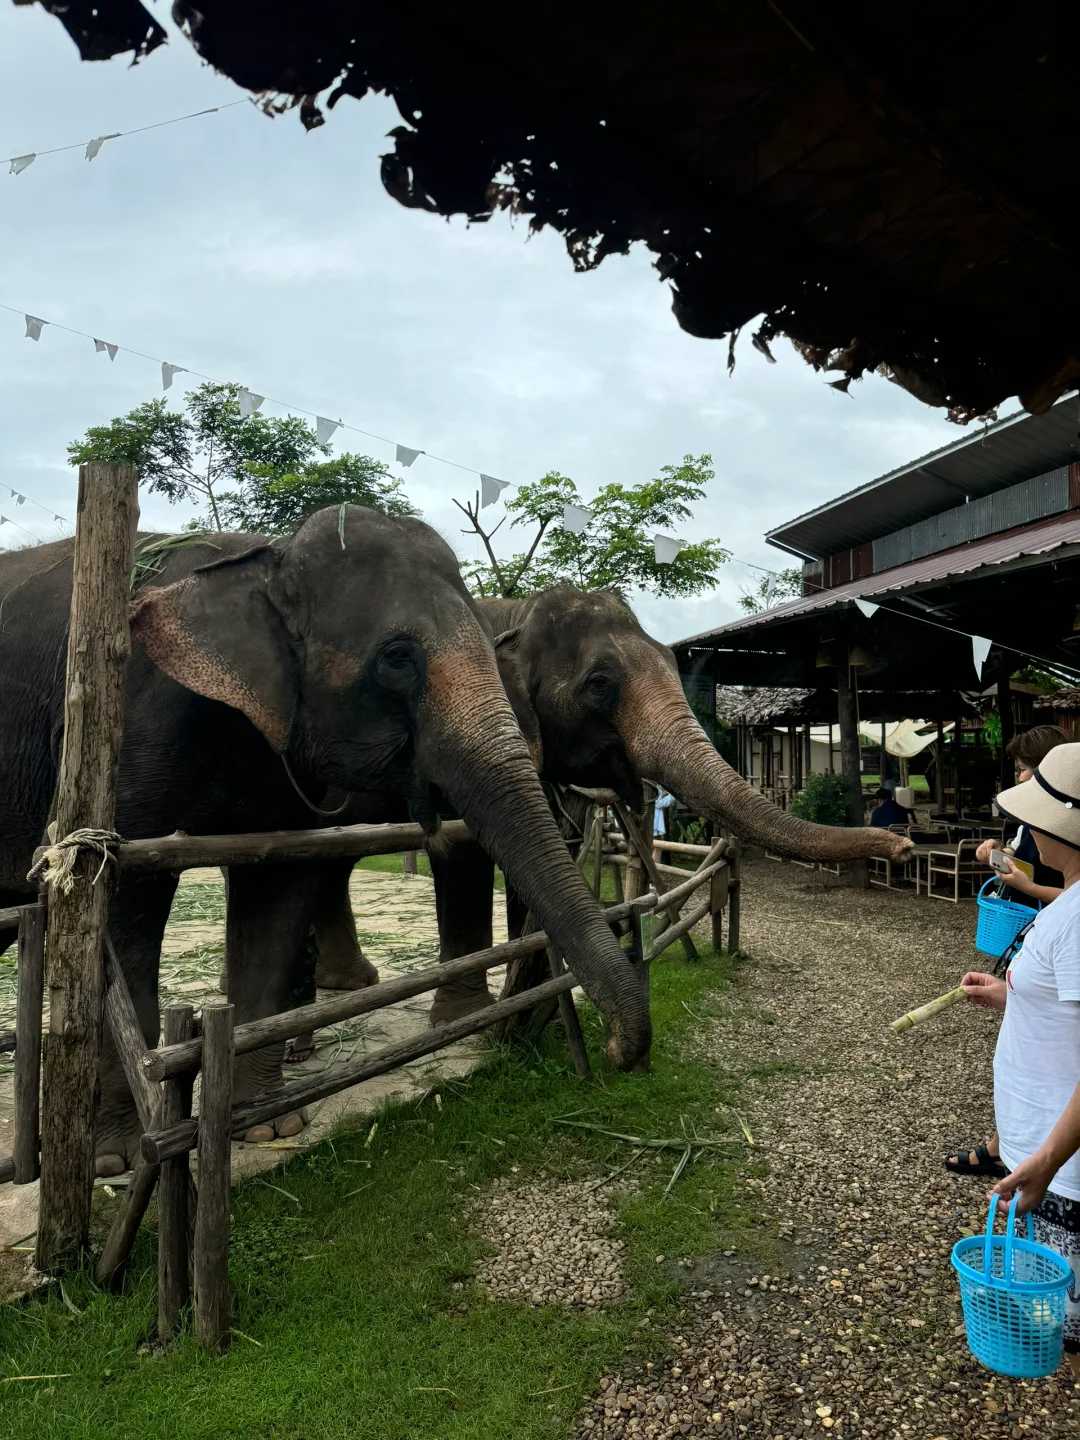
130,508,650,1068
486,587,909,864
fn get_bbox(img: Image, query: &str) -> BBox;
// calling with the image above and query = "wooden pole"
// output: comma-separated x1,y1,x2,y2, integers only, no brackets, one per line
997,669,1015,793
158,1005,194,1342
547,948,591,1079
710,863,729,954
727,845,741,954
935,719,946,813
36,463,138,1272
835,663,868,887
194,1004,234,1352
13,905,45,1183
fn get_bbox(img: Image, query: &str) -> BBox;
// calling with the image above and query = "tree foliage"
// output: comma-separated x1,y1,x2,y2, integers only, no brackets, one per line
67,381,414,535
460,455,728,598
737,566,803,614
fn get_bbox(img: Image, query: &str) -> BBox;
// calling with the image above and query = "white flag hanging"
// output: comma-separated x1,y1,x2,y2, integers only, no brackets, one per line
317,416,340,444
0,514,7,525
480,474,509,508
395,443,422,468
161,362,185,391
93,338,118,361
562,503,593,535
9,154,35,176
24,315,45,341
653,534,686,565
85,134,117,162
15,493,25,505
971,633,993,680
853,597,880,619
239,389,265,418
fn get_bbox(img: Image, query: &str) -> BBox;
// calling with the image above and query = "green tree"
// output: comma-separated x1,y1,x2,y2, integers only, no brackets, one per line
737,566,803,614
67,381,414,534
458,455,728,598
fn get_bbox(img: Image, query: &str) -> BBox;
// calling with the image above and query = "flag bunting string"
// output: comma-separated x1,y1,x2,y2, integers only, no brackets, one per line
5,99,251,176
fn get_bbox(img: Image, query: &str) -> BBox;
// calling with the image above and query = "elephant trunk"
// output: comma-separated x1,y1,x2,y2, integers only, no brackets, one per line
620,669,909,863
417,643,651,1069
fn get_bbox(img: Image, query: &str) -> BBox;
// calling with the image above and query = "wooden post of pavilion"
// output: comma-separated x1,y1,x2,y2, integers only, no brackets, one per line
997,668,1015,793
934,719,946,813
836,663,868,886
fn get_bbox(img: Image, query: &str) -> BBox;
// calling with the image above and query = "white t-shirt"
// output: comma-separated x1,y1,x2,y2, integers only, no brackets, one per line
994,880,1080,1201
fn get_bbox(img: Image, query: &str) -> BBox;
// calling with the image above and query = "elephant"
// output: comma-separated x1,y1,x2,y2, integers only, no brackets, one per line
299,584,910,1025
0,510,651,1175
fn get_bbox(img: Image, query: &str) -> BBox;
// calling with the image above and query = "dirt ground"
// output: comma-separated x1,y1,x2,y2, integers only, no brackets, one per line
0,864,506,1262
577,859,1080,1438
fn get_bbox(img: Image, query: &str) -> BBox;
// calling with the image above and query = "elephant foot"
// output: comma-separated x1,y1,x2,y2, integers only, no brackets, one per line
429,977,495,1028
314,949,379,992
240,1109,309,1144
284,1032,316,1064
94,1119,143,1178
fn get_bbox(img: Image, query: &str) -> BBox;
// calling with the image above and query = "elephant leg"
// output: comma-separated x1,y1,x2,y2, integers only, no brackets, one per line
311,860,379,989
96,871,178,1176
428,840,497,1026
225,862,317,1142
285,861,379,1063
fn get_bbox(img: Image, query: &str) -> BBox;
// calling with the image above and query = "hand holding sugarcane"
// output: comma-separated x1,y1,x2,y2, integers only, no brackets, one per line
891,972,1007,1033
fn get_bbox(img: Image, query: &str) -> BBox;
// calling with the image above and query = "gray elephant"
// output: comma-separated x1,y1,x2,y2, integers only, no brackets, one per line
302,585,909,1020
0,511,650,1174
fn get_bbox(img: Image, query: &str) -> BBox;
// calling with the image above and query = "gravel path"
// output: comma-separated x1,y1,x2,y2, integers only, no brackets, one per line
578,860,1080,1438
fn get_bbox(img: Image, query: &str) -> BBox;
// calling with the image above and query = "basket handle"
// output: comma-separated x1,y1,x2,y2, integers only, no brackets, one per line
977,878,997,901
983,1192,1029,1282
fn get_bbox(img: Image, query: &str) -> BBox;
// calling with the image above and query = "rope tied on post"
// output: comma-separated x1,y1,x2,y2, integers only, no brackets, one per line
27,825,122,894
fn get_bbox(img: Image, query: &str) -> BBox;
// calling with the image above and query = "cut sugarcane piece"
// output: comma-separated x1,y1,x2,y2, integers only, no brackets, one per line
890,986,966,1033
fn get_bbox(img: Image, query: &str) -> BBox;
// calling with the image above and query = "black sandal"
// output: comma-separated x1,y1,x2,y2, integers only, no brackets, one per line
944,1143,1007,1179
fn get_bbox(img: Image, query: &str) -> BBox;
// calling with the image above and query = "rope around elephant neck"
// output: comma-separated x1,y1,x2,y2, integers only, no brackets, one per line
27,826,121,894
279,754,352,818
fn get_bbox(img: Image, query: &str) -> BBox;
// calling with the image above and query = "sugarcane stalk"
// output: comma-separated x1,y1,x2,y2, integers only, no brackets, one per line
890,986,966,1034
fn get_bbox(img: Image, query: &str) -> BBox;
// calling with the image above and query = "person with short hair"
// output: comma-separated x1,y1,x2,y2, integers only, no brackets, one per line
959,740,1080,1375
869,786,913,829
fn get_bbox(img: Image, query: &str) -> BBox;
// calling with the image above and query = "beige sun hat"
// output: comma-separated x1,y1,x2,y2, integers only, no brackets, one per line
996,741,1080,849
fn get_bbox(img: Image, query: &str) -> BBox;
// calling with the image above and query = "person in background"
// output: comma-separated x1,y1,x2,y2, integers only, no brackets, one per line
946,724,1067,1178
959,740,1080,1376
653,785,675,839
870,786,914,829
974,725,1068,909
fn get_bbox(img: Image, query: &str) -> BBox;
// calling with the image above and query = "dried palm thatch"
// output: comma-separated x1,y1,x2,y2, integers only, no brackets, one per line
21,1,1080,421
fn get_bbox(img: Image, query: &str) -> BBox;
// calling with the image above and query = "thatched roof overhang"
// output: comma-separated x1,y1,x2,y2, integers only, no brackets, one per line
23,0,1080,421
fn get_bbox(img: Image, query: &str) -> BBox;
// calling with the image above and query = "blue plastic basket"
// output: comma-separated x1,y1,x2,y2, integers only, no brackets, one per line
975,878,1037,959
951,1193,1072,1377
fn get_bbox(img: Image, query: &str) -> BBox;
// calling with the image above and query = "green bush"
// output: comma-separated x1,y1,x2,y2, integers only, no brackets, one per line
790,772,850,826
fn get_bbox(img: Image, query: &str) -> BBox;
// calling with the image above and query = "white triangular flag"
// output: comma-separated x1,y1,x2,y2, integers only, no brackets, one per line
853,597,880,619
971,634,993,680
15,493,25,505
9,154,35,176
0,514,7,525
395,443,422,468
317,416,340,445
480,474,509,508
93,338,118,361
653,534,686,565
24,315,45,341
85,134,117,162
239,389,265,418
161,362,185,391
562,503,593,535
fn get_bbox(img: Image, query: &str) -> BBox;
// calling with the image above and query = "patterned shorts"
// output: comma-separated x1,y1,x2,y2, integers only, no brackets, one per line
1032,1191,1080,1353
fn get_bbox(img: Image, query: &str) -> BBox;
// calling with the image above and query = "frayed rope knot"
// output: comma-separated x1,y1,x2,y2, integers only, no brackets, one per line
27,827,122,895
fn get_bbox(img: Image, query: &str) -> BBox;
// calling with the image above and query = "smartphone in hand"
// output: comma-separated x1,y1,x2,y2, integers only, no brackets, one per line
989,848,1010,872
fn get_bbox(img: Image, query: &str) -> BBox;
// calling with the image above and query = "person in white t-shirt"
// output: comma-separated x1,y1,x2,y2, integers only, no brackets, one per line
960,741,1080,1376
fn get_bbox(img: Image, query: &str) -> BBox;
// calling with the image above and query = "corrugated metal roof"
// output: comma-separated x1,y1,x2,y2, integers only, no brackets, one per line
678,510,1080,647
768,395,1080,560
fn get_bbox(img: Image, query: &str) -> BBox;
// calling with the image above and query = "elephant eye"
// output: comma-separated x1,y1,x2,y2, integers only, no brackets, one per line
381,642,414,668
585,670,614,698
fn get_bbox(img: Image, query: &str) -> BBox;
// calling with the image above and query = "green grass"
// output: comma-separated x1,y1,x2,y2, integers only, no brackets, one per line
860,773,930,795
0,949,755,1440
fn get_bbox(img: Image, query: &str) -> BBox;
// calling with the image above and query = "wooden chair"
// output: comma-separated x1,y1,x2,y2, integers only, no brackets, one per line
925,839,984,902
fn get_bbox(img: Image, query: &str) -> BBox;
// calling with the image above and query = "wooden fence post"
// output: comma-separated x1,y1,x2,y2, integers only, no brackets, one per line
158,1004,195,1342
35,463,138,1272
194,1003,235,1351
13,904,46,1182
727,845,741,955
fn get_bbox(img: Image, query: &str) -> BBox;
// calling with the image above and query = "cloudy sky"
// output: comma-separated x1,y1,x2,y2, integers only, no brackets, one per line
1,6,973,640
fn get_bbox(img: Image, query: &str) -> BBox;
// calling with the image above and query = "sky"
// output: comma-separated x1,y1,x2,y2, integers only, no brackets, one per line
0,6,975,641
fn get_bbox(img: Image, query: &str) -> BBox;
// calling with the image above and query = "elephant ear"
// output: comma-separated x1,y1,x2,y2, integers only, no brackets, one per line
131,544,299,753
